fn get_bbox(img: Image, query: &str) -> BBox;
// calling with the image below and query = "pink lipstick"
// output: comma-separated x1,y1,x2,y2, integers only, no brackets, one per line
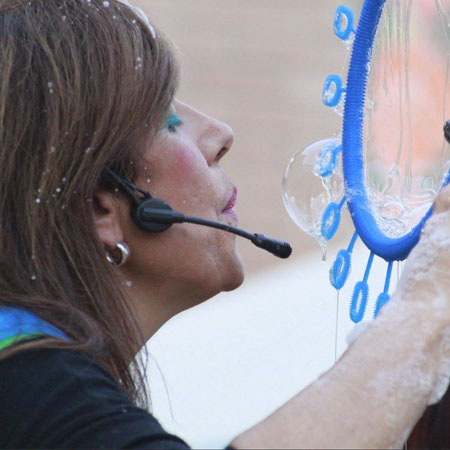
222,187,238,221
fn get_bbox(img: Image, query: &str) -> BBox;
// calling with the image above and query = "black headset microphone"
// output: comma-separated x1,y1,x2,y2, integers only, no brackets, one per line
106,169,293,259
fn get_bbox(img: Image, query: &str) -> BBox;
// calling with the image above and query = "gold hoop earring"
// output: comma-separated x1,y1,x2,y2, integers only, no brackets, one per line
106,242,130,267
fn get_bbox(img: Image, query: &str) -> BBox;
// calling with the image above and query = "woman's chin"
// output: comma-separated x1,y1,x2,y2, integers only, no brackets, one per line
221,252,245,292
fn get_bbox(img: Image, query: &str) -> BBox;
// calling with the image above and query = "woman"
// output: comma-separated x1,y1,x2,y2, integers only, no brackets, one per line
1,0,450,448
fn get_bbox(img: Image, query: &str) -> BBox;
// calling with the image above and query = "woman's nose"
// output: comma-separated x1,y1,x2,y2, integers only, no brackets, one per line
199,119,234,165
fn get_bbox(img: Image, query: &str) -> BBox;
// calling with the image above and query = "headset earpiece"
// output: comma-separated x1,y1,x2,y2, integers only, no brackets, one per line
132,197,175,232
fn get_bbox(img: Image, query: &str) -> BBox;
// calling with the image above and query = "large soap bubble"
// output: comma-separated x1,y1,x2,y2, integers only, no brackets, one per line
282,137,344,255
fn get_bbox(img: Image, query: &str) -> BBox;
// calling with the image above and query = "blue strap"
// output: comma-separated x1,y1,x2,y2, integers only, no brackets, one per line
0,307,68,342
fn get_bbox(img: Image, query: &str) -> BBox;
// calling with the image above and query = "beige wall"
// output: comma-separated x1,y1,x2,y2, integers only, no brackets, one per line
136,0,361,274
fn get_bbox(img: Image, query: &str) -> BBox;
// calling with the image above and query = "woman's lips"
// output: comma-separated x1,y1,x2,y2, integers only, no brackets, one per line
222,187,238,221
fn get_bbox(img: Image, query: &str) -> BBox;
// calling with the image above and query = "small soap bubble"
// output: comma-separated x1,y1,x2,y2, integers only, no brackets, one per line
367,99,375,110
323,84,336,104
283,137,344,249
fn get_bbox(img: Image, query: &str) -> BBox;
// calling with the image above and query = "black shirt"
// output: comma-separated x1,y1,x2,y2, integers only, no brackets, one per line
0,345,232,449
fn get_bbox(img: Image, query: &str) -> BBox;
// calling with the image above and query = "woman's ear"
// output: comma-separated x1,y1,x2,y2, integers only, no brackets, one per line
93,190,125,249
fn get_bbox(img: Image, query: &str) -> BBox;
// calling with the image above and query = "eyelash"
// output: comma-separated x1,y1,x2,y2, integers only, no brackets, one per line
166,113,182,133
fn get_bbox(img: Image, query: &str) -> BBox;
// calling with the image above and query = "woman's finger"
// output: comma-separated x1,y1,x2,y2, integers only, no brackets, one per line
433,185,450,215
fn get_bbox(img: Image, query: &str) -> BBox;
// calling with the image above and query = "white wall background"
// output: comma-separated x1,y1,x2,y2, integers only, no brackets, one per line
144,237,400,449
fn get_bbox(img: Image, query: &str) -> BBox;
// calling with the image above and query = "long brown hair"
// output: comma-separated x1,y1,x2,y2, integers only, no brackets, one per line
0,0,178,406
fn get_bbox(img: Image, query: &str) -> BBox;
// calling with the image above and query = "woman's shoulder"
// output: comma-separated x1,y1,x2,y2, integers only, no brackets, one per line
0,345,190,449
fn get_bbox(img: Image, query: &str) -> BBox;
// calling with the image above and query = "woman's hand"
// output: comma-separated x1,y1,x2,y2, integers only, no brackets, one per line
398,184,450,302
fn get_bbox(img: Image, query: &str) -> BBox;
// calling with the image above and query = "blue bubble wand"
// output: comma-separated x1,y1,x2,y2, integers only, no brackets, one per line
284,0,450,324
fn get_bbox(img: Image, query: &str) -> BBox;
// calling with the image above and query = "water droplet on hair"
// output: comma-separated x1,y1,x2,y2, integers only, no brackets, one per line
85,147,92,153
35,198,41,204
62,15,67,21
148,24,156,39
114,188,119,193
182,200,186,205
146,178,151,183
103,1,110,7
113,15,117,19
62,177,67,183
49,146,56,153
56,188,61,193
125,280,133,287
31,275,37,281
132,19,137,24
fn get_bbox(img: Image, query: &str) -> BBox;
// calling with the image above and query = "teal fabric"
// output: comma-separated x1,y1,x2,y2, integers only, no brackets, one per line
0,307,68,350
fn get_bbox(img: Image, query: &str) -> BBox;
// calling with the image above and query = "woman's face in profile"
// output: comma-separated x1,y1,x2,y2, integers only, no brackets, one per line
122,100,245,306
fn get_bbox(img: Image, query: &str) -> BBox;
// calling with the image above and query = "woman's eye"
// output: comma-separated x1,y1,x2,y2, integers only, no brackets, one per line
165,113,182,133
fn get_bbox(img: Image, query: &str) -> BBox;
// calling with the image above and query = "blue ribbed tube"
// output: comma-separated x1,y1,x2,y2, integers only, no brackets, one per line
342,0,450,262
